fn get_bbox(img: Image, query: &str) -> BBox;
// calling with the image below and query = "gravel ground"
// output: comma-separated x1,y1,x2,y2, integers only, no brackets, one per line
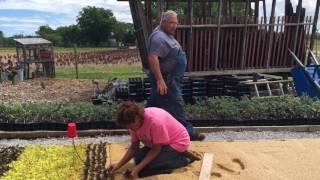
1,131,320,147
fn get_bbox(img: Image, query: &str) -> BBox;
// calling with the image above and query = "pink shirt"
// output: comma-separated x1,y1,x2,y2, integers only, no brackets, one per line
130,107,190,152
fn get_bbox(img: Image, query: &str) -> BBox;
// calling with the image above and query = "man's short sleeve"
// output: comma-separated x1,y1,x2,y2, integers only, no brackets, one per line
149,36,170,58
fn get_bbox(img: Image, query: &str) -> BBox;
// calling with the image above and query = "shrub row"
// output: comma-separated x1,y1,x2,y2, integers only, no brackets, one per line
0,102,117,124
1,96,320,124
185,96,320,121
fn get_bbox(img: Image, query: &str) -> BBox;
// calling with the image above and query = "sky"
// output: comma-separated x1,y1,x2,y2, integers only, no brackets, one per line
0,0,319,37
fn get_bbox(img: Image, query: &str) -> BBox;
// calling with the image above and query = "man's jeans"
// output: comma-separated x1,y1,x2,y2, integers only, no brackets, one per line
146,73,194,134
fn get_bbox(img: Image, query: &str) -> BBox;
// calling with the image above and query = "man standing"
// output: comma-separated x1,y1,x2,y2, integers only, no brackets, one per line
146,10,204,141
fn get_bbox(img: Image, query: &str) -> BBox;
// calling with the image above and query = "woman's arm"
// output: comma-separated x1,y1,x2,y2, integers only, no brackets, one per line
108,141,140,173
132,144,162,174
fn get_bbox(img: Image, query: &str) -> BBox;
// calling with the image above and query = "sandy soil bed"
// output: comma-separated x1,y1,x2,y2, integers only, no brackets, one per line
109,138,320,180
0,79,104,103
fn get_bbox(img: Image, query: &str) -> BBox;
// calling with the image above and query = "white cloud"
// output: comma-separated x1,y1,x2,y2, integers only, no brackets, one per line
0,0,132,22
0,17,46,23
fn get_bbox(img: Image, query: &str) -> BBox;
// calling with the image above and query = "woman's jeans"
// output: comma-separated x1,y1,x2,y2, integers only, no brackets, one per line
134,146,188,177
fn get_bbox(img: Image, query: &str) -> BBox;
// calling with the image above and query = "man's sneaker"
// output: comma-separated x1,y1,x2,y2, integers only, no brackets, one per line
190,132,205,141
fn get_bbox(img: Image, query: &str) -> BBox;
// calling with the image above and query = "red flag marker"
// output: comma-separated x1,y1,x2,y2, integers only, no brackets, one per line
67,122,77,138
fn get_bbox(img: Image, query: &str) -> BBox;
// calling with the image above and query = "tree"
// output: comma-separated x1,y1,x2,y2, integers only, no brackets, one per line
56,25,81,47
77,6,117,46
123,26,136,46
36,25,62,46
113,22,135,45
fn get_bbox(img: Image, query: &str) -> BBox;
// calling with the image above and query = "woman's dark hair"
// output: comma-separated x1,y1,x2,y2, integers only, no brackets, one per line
116,101,144,126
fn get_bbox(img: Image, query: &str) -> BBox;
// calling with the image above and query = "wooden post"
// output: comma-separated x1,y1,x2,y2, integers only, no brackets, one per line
255,0,259,18
214,0,222,70
201,0,206,18
128,0,149,70
159,0,164,15
265,0,277,69
73,44,79,79
240,0,249,69
145,0,152,34
292,0,302,54
263,0,267,24
228,0,232,16
22,46,28,79
222,0,228,16
310,0,320,50
51,45,55,78
188,0,194,71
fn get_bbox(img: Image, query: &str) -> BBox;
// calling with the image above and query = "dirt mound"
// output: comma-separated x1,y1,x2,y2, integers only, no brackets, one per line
0,79,106,103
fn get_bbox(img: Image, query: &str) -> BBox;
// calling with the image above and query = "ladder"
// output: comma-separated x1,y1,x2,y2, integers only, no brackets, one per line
243,80,294,97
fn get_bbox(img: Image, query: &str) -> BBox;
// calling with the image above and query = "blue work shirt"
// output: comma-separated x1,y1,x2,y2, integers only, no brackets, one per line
148,26,181,74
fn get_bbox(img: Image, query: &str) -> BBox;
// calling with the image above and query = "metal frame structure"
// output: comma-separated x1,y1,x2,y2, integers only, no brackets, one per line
120,0,320,76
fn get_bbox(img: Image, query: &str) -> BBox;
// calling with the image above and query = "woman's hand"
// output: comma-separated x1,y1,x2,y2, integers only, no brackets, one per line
107,163,121,174
130,166,142,178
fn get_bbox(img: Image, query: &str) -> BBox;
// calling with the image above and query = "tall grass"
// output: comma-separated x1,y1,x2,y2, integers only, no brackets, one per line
55,63,144,80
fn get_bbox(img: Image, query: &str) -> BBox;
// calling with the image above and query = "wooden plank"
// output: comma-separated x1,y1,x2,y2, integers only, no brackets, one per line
292,0,302,54
245,23,254,68
310,0,320,50
306,16,313,63
221,18,227,69
261,16,269,67
284,16,293,66
296,16,305,59
254,17,262,68
214,0,222,70
211,17,216,70
195,18,199,71
255,0,259,17
280,16,289,67
206,21,210,70
199,153,214,180
199,18,204,71
105,143,111,169
228,18,233,68
236,16,242,68
231,17,237,69
271,16,281,67
240,0,250,69
183,22,187,48
187,0,193,72
263,0,267,23
251,21,258,68
265,0,276,69
277,16,285,67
